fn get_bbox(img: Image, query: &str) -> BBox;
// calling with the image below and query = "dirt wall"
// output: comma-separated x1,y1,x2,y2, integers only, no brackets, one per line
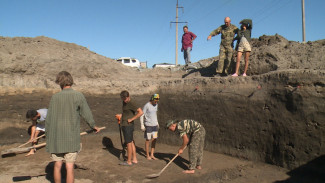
157,70,325,169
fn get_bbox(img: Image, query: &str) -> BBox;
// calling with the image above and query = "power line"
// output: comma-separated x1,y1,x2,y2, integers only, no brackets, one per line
170,0,187,65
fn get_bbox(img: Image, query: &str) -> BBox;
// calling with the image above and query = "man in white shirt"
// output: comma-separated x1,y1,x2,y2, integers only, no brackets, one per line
25,108,47,156
140,94,159,160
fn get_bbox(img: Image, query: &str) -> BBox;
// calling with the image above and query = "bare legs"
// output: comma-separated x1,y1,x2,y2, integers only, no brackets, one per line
232,51,250,76
25,130,41,157
145,139,157,160
54,161,74,183
243,51,250,75
127,141,137,164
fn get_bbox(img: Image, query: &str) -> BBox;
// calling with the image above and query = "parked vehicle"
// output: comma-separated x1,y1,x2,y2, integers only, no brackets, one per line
116,57,140,68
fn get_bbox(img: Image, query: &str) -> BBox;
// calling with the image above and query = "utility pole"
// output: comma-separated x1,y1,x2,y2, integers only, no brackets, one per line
170,0,187,66
301,0,306,43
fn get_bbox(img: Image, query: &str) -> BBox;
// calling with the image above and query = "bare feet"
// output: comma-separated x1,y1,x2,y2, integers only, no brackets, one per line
196,165,202,170
132,160,138,164
151,156,157,160
183,169,195,174
146,157,152,160
25,150,35,157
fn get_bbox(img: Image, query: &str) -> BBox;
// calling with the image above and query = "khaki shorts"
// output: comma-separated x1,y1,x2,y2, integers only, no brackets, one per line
238,37,251,52
51,152,78,163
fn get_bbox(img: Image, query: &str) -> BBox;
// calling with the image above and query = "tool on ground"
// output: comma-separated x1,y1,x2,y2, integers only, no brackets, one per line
115,114,126,161
12,173,47,182
18,134,45,148
146,146,187,179
1,127,106,156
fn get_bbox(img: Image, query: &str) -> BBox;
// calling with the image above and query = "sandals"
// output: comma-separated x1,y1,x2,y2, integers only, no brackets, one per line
119,161,133,166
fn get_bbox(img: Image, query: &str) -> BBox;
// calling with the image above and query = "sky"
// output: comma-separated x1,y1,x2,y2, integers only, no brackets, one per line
1,0,324,68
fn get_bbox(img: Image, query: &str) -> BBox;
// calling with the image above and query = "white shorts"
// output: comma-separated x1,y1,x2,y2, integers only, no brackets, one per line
238,37,251,52
144,126,158,140
36,124,45,132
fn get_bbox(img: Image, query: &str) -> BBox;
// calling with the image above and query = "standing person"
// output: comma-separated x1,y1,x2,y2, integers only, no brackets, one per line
166,119,205,174
207,17,238,76
181,25,197,67
45,71,101,183
117,90,143,166
140,94,159,160
232,19,253,77
25,108,47,156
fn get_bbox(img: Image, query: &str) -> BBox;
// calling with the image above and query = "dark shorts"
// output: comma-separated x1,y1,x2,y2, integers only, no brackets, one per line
122,125,134,144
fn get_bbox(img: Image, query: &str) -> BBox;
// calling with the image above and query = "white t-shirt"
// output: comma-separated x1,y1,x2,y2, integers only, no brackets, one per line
142,102,158,126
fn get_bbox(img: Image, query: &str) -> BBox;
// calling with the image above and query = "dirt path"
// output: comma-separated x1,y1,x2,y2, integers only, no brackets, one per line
0,130,290,183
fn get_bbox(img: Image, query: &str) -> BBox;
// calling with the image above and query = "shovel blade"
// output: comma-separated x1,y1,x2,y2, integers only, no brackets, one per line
146,173,160,179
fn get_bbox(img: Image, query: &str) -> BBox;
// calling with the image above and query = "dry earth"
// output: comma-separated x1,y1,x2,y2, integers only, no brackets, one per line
0,34,324,182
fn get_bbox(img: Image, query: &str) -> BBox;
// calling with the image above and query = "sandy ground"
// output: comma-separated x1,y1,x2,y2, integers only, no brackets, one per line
0,130,290,183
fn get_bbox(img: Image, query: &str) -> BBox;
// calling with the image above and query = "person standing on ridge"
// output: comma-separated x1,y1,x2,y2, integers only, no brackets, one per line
182,25,197,68
232,19,253,77
207,17,238,76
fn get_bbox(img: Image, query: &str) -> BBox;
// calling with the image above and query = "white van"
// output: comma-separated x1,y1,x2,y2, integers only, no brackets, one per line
116,57,141,68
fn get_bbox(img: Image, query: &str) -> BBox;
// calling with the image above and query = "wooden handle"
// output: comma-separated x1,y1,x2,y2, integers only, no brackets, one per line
18,134,46,148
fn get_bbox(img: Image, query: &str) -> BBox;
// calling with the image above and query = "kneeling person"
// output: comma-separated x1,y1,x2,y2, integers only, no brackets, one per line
166,119,205,174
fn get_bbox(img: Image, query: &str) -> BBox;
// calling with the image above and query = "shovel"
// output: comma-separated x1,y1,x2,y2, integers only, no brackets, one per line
146,146,187,179
18,134,45,148
1,127,106,156
115,114,126,161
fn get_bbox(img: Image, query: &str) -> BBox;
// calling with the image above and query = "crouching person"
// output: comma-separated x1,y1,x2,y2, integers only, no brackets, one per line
166,119,205,174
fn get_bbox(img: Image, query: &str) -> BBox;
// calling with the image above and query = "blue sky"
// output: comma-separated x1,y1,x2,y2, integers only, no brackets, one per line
1,0,324,68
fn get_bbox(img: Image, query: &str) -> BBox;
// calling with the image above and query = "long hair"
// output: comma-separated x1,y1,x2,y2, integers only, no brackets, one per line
55,71,74,89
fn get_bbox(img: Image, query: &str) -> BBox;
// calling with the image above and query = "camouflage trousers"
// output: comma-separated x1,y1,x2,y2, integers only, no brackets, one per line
217,44,234,74
188,126,206,170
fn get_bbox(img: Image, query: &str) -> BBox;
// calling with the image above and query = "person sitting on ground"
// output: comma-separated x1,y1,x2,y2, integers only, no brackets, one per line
140,94,160,160
166,119,206,174
25,108,47,156
232,19,253,77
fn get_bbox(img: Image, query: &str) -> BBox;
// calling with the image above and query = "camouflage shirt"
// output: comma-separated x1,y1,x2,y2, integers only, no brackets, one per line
176,119,202,138
209,24,238,47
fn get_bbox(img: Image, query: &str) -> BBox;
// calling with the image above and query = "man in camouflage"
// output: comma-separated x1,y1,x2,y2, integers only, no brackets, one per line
207,17,238,76
166,119,206,174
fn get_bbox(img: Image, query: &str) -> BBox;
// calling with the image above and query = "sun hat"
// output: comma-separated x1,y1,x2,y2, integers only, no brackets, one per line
166,119,176,129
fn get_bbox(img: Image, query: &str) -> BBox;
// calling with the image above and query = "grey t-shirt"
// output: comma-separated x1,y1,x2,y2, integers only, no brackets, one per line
142,102,158,126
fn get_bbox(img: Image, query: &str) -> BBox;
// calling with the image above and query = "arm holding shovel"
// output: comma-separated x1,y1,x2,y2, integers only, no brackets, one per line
178,134,189,155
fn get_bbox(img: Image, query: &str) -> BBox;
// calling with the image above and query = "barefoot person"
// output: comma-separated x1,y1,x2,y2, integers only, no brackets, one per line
45,71,101,183
117,90,143,166
25,109,47,156
166,119,205,174
232,19,253,77
140,94,160,160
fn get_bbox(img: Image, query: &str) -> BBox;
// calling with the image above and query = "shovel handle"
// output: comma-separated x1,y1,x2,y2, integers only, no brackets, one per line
158,146,187,175
18,134,46,148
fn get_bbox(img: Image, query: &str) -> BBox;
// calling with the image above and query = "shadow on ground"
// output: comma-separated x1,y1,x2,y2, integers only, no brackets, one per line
274,155,325,183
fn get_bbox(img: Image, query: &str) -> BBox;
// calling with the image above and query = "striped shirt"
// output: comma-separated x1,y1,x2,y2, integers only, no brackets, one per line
177,119,201,138
45,88,96,153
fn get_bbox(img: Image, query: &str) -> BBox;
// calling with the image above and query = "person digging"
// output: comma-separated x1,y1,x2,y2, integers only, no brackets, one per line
166,119,206,174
